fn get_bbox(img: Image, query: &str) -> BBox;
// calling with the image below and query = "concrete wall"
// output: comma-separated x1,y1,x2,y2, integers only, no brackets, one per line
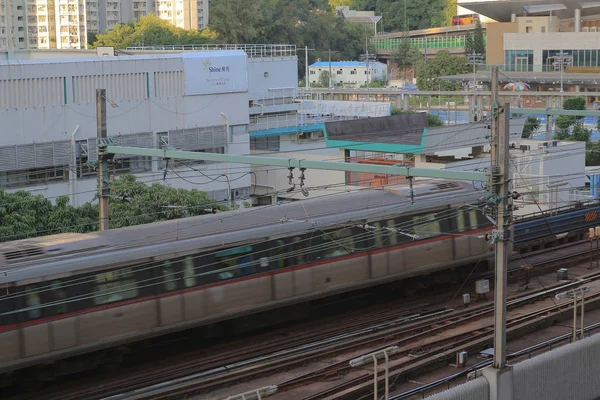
426,376,489,400
505,32,600,70
516,16,560,33
486,22,518,65
427,333,600,400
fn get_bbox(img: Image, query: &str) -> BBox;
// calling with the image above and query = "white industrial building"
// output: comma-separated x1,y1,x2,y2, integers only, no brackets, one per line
308,61,388,88
0,44,299,207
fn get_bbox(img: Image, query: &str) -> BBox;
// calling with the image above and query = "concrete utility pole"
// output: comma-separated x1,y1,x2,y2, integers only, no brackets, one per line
484,66,513,399
96,89,110,231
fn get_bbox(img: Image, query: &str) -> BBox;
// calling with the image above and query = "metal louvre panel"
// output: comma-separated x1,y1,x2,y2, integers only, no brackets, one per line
168,126,227,151
112,133,154,159
16,145,36,170
87,138,98,161
35,143,55,167
0,147,17,172
52,141,71,166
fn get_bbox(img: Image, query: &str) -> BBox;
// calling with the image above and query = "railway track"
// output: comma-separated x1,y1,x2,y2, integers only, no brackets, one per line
10,240,596,400
98,244,600,400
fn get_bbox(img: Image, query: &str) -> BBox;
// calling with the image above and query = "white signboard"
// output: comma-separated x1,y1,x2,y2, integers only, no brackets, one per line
182,50,248,96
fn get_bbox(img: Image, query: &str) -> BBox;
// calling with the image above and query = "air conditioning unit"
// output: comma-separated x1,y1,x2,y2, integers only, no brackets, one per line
538,142,549,149
520,144,531,152
551,140,558,147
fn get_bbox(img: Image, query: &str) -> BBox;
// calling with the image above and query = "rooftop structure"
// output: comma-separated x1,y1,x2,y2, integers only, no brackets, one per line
0,48,299,206
309,61,387,89
336,6,381,34
459,0,600,22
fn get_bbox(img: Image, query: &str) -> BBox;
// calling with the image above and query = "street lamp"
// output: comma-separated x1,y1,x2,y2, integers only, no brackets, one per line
556,286,590,342
466,53,484,122
553,52,572,94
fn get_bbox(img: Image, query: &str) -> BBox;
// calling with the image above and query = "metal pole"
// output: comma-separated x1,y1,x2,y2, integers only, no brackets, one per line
373,354,378,400
590,235,593,269
329,49,332,89
384,350,390,399
573,293,578,343
581,290,585,339
491,66,511,369
96,89,109,231
305,46,309,89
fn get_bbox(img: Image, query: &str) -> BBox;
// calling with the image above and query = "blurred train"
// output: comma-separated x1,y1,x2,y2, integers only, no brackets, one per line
452,14,480,26
0,179,597,385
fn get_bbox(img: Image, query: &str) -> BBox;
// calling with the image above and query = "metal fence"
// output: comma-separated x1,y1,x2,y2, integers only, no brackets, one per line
125,44,297,58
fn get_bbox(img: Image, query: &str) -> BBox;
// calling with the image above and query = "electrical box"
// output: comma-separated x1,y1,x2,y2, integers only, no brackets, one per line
557,268,569,281
457,351,468,367
476,279,490,294
463,293,471,306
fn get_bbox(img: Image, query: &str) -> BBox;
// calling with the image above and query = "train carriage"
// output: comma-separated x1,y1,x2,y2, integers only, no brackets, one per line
1,178,593,385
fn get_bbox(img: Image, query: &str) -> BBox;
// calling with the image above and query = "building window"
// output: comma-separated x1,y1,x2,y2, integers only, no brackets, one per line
350,70,357,75
310,70,315,75
0,166,67,188
250,136,280,151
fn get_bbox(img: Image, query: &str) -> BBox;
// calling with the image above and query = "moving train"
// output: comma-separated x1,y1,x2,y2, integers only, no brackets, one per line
0,179,596,385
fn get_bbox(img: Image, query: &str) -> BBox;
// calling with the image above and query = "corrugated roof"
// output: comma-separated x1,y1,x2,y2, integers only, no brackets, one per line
310,61,385,68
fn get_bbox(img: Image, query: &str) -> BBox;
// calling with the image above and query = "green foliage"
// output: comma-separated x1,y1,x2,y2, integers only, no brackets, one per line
360,76,388,88
415,50,469,91
553,123,591,142
392,36,422,78
587,141,600,165
553,96,587,139
210,0,373,80
0,174,227,242
351,0,452,31
522,116,540,139
93,14,215,49
563,96,587,111
317,71,331,88
87,32,98,48
392,109,444,126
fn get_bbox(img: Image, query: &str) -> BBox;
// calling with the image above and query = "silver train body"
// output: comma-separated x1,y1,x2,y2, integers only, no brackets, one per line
0,180,494,380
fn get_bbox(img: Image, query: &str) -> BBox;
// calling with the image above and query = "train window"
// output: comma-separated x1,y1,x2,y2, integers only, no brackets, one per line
0,289,17,325
413,214,441,239
435,210,452,234
322,228,355,259
183,256,196,287
215,245,255,280
162,260,177,292
352,226,371,252
93,268,139,305
289,237,306,266
51,281,68,315
25,285,42,319
477,210,492,228
270,239,287,269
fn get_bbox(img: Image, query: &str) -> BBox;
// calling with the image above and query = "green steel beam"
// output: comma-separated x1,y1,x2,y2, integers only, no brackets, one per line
105,145,488,182
512,108,600,117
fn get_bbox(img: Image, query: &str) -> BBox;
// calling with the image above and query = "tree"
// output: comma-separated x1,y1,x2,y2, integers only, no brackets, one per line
522,116,540,139
315,71,331,87
0,174,227,242
94,15,215,49
415,50,469,91
392,37,422,79
553,96,587,139
392,109,444,126
473,21,485,60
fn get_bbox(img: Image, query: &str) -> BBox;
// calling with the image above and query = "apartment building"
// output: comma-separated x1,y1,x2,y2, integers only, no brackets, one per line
0,0,209,50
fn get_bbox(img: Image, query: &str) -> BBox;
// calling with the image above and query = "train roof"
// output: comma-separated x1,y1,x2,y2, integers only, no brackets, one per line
0,180,484,283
